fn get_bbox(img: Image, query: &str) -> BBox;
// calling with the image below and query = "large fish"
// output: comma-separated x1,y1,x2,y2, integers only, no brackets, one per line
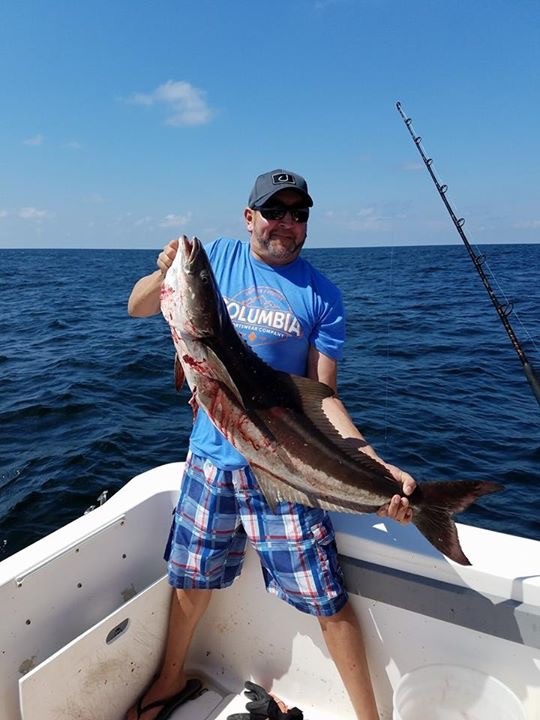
160,235,502,565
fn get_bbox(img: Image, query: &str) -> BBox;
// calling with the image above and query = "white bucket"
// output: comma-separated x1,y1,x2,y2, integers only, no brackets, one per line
393,664,526,720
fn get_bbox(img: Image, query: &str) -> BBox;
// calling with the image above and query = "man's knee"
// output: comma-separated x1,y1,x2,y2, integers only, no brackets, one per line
174,587,213,618
317,599,357,629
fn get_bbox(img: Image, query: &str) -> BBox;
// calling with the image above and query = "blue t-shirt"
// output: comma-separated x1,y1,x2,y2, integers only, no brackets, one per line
188,237,345,469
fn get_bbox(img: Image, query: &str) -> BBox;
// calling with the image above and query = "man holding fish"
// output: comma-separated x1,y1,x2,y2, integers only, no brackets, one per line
126,169,418,720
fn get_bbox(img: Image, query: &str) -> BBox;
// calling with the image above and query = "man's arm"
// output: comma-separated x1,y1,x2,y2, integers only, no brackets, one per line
127,270,164,317
307,346,415,523
127,238,179,317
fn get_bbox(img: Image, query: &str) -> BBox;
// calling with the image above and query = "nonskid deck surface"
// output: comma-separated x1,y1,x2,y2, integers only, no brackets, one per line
16,573,325,720
159,684,229,720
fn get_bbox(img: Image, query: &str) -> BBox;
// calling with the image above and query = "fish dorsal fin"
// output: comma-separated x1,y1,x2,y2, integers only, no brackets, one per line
279,373,393,476
285,373,336,404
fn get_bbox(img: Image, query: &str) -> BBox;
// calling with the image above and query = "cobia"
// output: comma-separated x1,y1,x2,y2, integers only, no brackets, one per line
160,235,502,565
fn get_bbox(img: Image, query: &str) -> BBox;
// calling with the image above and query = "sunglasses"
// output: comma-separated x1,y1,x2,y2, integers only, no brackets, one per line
255,204,310,224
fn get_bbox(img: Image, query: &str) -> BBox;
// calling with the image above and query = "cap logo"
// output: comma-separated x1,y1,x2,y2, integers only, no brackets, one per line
272,172,296,186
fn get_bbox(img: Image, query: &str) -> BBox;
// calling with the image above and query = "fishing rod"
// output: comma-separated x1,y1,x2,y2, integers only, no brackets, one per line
396,101,540,408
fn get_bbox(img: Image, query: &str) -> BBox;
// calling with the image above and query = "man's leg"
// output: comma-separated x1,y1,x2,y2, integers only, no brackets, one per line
318,600,379,720
233,471,377,716
126,587,212,720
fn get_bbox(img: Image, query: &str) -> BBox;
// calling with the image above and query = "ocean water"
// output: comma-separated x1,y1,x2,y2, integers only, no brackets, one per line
1,243,539,559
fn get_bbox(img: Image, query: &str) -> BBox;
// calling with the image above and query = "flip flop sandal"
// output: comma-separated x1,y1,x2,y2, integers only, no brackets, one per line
136,678,203,719
227,681,303,720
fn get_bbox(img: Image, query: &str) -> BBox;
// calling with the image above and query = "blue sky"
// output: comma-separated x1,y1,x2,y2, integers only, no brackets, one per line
1,0,539,249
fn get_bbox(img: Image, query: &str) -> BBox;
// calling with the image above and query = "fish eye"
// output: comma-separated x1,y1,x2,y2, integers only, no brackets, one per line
200,270,210,284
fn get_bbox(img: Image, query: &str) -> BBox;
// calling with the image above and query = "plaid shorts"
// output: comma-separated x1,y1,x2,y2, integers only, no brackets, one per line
164,452,348,616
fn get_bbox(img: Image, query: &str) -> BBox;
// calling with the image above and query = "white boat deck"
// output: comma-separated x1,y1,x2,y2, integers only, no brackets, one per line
1,462,539,719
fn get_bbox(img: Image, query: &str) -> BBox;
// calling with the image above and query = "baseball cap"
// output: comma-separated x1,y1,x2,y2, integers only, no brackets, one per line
248,169,313,208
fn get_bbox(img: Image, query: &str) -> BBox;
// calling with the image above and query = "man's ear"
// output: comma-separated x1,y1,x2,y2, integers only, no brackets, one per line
244,206,255,231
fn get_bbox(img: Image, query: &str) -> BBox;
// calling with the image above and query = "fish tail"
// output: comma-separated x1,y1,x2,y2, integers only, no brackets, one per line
412,480,503,565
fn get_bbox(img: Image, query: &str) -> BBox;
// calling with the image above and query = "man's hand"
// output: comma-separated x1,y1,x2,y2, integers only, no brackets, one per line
157,237,180,277
377,465,416,524
128,236,181,317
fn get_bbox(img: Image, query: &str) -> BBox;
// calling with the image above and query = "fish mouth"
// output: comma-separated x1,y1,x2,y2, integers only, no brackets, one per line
181,235,201,271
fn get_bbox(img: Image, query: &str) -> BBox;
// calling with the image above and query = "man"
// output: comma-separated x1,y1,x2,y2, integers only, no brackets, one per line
126,170,415,720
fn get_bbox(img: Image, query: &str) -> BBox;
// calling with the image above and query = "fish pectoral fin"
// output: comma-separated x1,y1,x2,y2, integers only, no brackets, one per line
174,354,185,392
202,345,244,404
249,464,318,512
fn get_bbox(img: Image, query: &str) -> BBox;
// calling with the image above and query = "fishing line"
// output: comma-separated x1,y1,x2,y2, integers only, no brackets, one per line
396,101,540,408
438,183,538,355
478,251,540,355
383,243,395,450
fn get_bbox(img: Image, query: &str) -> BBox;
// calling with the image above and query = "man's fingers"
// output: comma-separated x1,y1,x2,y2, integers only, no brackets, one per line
377,495,413,524
157,238,180,275
377,494,400,518
401,475,416,496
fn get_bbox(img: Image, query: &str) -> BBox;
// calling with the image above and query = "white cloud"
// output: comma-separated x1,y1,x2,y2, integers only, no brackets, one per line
323,206,392,232
160,212,192,228
134,216,153,227
129,80,214,126
349,207,391,232
23,134,44,146
85,193,107,204
400,161,423,171
513,219,540,229
18,207,54,221
64,140,83,150
0,210,8,219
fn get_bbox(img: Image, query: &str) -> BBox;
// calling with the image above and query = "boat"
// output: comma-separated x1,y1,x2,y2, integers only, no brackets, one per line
1,460,538,719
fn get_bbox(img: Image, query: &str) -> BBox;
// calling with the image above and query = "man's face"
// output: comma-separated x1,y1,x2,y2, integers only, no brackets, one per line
244,189,309,266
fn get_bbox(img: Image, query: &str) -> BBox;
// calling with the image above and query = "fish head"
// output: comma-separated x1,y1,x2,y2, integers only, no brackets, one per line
161,235,223,340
